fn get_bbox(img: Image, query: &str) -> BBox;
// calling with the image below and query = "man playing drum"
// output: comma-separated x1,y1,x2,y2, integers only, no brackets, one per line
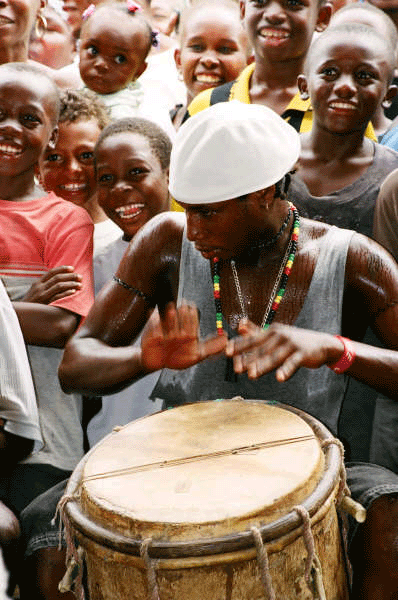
59,101,398,599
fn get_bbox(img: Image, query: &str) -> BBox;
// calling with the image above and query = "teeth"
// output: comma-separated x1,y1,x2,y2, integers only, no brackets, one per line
260,29,289,39
61,183,86,191
330,102,356,110
115,203,145,219
196,75,222,84
0,144,21,155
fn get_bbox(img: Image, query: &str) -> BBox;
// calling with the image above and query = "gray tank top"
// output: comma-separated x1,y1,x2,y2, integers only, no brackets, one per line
152,225,355,435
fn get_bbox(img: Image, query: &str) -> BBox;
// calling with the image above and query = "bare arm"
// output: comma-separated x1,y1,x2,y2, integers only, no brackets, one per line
13,302,80,348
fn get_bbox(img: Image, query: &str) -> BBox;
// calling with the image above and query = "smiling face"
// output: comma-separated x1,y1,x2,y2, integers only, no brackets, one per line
39,118,100,208
96,131,169,240
0,69,58,180
0,0,41,47
175,4,249,103
79,8,149,95
240,0,329,65
301,28,394,134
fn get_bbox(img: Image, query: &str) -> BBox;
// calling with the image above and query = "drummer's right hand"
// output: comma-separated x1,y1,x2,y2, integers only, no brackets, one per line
140,301,227,371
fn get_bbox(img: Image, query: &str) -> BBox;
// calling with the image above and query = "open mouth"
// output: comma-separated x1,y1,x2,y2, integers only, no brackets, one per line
0,143,22,156
329,101,357,111
60,183,87,192
259,28,290,41
114,203,145,220
195,74,223,85
0,15,13,25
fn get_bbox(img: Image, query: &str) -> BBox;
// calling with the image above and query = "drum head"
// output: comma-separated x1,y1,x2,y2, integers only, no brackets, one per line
81,399,323,541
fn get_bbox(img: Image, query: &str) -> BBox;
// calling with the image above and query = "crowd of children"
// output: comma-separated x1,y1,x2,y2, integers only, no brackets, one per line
1,0,398,598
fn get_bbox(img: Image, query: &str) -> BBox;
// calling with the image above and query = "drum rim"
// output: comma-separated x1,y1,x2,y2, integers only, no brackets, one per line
64,401,341,559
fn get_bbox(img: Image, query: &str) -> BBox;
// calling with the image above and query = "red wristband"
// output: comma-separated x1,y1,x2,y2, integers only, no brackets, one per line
328,336,356,374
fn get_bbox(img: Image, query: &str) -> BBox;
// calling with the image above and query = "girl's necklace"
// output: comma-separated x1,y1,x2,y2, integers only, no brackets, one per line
212,204,300,334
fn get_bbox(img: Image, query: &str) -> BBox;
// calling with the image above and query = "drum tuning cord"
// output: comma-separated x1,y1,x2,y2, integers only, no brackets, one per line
321,438,366,523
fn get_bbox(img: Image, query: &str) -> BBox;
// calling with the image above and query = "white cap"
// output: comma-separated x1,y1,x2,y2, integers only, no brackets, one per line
169,100,300,205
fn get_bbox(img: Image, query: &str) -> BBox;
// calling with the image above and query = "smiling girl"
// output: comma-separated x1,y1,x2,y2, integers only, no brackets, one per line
172,0,251,128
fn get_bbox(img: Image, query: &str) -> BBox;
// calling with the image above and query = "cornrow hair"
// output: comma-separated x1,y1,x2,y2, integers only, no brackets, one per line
59,89,111,129
95,117,172,171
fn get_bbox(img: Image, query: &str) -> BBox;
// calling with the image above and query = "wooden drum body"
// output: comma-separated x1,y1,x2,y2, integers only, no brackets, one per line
64,399,349,600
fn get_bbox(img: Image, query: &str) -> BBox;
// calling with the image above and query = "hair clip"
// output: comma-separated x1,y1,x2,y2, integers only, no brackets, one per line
126,0,142,13
151,30,160,47
82,3,95,20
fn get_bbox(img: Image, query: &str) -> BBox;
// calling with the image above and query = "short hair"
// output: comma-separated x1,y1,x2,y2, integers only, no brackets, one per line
179,0,248,50
82,0,154,59
59,89,110,129
0,62,61,125
305,22,396,82
95,117,172,171
330,1,398,50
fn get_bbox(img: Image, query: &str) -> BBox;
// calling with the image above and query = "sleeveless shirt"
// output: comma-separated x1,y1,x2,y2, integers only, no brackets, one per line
152,225,355,435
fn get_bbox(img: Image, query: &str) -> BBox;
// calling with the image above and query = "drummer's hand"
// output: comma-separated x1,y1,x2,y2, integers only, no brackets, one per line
226,319,344,382
141,302,227,371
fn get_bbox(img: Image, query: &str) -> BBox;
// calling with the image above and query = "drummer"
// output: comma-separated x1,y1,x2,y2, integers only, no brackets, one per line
56,101,398,597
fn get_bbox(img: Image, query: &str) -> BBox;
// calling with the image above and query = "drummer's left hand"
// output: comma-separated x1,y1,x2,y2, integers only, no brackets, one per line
225,320,344,381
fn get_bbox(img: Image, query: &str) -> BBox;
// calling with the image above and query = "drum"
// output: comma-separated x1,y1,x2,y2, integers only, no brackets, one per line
63,399,350,600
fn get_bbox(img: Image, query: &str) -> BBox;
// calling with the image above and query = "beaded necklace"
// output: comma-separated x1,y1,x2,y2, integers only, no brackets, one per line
212,205,300,335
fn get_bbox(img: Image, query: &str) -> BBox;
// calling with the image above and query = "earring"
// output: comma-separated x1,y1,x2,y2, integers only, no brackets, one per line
177,70,184,82
300,91,309,101
35,11,48,39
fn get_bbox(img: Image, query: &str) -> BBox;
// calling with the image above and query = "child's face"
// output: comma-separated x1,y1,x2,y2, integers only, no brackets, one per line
300,31,393,134
0,71,57,179
79,10,148,95
39,118,100,208
240,0,330,64
175,6,249,102
96,131,169,240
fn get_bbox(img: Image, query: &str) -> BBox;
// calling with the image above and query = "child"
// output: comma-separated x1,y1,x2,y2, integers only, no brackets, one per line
186,0,332,131
0,63,94,516
78,0,175,138
38,89,121,256
18,117,172,600
329,1,398,139
289,22,398,238
88,116,171,444
171,0,251,128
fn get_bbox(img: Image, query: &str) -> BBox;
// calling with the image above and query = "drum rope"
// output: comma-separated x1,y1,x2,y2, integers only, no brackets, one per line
293,505,326,600
250,526,276,600
140,538,161,600
81,434,316,483
53,493,85,600
321,438,348,504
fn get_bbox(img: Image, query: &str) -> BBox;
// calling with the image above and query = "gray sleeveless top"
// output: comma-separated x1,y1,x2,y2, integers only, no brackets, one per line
152,225,355,435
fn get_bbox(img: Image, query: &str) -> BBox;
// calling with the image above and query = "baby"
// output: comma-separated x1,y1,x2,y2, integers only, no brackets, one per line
79,0,175,137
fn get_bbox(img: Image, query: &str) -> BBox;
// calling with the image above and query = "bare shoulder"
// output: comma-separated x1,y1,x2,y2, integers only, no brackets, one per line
123,211,185,263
